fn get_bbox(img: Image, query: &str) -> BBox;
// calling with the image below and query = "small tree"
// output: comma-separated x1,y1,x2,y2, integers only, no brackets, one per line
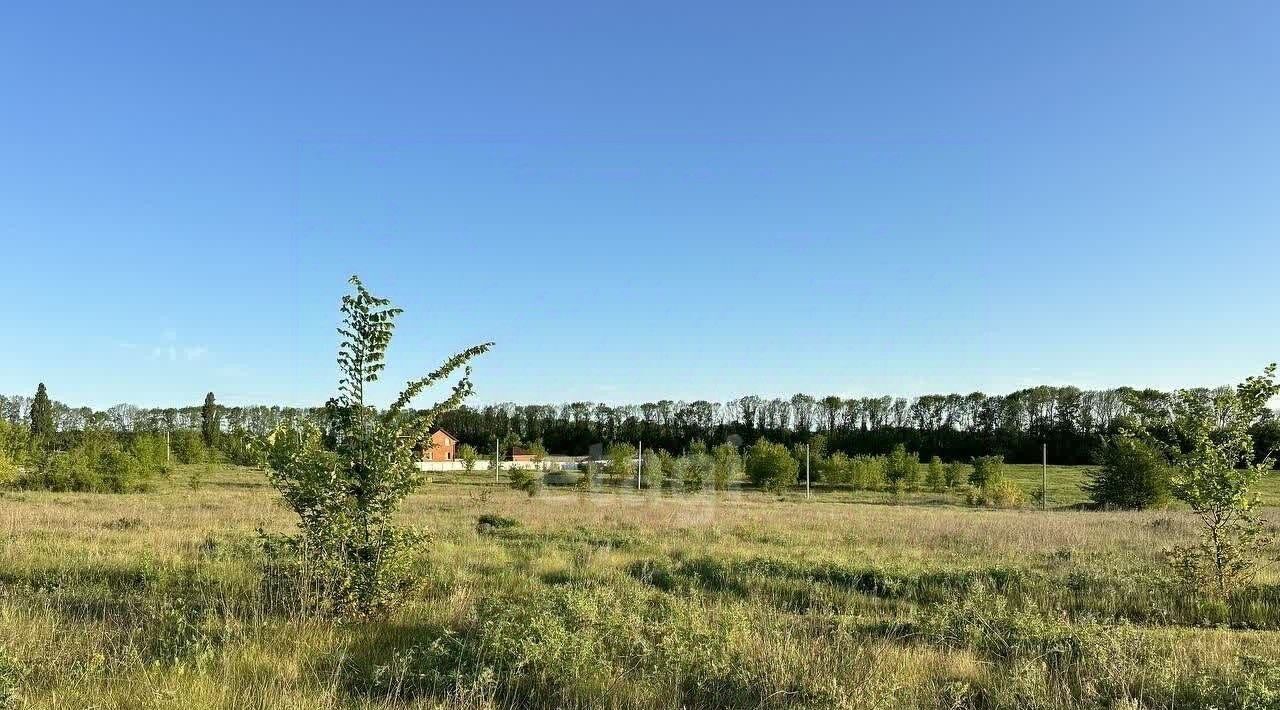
822,451,852,485
683,444,713,492
1155,365,1278,596
458,443,479,475
711,442,741,491
926,455,945,492
746,439,797,493
642,448,665,489
264,276,491,618
527,440,548,469
968,455,1005,489
884,444,920,493
1085,436,1170,510
851,455,886,491
604,443,636,484
29,383,54,442
943,461,966,489
170,429,207,464
201,392,219,447
509,466,541,497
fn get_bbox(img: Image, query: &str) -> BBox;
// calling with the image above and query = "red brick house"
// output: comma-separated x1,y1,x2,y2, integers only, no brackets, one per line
510,446,534,462
418,429,459,462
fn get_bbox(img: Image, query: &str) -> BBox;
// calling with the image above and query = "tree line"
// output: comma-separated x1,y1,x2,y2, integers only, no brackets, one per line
4,383,1279,466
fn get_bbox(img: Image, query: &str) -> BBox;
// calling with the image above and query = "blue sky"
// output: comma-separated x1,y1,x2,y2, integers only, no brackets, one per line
2,2,1278,409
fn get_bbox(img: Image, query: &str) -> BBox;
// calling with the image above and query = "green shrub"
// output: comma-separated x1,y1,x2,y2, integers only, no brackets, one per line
821,451,852,484
966,479,1025,508
943,461,966,489
476,514,520,532
509,466,541,497
969,455,1005,489
0,450,16,489
710,443,740,490
850,455,886,490
603,443,636,484
1086,436,1171,510
926,455,945,491
884,444,920,493
129,433,171,476
641,449,664,489
219,430,266,467
0,421,30,481
682,447,713,492
14,430,158,493
745,439,797,492
170,429,207,464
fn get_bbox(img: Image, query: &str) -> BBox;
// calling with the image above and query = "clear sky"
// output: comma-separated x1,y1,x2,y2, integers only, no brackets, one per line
2,2,1278,409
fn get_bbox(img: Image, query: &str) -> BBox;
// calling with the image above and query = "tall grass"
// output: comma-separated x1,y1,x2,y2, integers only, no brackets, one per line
1,464,1279,708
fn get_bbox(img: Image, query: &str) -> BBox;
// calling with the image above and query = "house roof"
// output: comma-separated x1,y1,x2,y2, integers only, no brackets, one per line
432,428,458,442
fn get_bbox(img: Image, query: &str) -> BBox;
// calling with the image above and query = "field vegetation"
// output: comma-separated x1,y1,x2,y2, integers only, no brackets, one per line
3,464,1280,709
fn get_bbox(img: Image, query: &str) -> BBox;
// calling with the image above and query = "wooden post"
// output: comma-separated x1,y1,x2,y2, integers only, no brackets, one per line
1041,442,1048,511
805,443,811,499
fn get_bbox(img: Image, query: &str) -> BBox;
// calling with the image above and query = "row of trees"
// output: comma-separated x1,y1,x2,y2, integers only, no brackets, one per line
6,385,1279,467
0,384,224,493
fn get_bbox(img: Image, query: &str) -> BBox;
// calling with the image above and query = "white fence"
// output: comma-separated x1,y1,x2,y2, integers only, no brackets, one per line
415,460,576,473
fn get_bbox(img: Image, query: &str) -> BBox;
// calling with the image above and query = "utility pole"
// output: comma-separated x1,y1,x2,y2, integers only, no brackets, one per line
805,443,811,499
495,435,500,484
165,430,171,465
637,439,643,491
1041,442,1048,511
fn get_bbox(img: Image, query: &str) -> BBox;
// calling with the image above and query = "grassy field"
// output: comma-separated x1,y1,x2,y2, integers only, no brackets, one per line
3,464,1280,709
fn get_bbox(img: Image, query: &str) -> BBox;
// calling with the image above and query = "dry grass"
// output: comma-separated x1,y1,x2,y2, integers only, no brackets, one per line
2,464,1279,709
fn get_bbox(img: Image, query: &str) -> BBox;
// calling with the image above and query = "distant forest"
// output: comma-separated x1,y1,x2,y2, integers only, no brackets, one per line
5,384,1279,466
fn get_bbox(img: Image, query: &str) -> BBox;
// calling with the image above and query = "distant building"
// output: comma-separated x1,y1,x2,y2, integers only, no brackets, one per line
510,446,534,462
418,429,459,462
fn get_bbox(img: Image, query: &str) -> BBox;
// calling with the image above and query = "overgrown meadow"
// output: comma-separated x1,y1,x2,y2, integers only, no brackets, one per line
3,464,1280,709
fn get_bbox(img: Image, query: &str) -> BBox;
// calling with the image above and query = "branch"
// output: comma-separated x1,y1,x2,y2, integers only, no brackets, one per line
402,370,478,447
384,342,494,421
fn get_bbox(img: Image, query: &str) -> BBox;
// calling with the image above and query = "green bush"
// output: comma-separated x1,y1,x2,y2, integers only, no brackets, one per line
968,455,1005,489
1086,437,1171,509
128,433,171,477
0,450,17,489
476,514,520,532
0,421,30,476
821,451,852,484
641,449,664,489
850,455,886,491
943,461,966,489
14,430,161,493
745,439,797,492
509,466,541,497
926,455,945,491
884,444,920,493
219,430,266,467
603,443,636,484
710,443,740,490
170,429,207,464
966,479,1025,508
682,444,713,492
